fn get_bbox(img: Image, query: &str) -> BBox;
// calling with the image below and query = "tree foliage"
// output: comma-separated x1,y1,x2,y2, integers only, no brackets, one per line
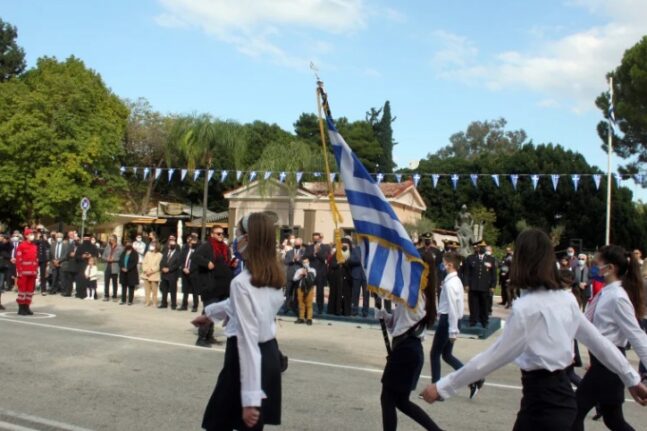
0,18,26,82
366,100,396,172
0,56,128,227
596,36,647,178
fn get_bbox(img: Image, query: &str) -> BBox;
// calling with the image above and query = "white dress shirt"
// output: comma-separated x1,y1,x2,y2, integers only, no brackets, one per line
436,288,640,399
438,272,464,338
206,270,284,408
382,294,426,338
588,281,647,366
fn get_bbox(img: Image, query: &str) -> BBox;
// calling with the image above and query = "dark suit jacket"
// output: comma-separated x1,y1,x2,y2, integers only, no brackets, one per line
348,246,366,282
60,241,79,273
191,242,232,299
305,242,331,282
463,253,497,292
574,265,591,299
118,250,139,286
161,247,181,281
284,247,305,284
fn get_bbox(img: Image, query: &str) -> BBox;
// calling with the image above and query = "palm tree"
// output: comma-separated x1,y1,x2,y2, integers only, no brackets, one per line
169,114,244,240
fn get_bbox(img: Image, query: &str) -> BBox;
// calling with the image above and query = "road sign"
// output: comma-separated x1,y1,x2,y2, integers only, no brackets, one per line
80,197,91,211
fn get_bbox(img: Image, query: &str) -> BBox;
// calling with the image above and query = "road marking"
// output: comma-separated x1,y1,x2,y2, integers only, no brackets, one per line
0,409,92,431
0,421,37,431
0,312,56,319
0,317,636,404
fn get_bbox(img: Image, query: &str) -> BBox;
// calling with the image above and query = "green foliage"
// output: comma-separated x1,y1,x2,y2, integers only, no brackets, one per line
470,205,499,246
596,36,647,179
0,18,26,82
366,101,396,171
0,56,128,226
403,217,435,239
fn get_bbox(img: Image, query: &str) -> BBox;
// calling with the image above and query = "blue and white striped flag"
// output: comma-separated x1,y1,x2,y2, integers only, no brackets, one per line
326,116,427,308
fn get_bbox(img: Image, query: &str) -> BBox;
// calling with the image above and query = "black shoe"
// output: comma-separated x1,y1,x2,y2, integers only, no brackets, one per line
102,297,110,302
177,306,188,311
469,379,485,399
171,305,177,310
25,306,34,316
127,302,133,306
119,301,125,305
592,410,602,421
62,294,71,297
196,338,211,348
17,304,25,315
206,336,222,345
191,307,198,313
157,304,168,309
306,319,313,326
294,319,305,324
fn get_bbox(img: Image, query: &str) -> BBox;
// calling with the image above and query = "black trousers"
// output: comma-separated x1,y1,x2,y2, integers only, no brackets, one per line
75,268,87,298
181,275,199,308
573,350,635,431
500,277,509,304
50,267,63,293
512,369,576,431
468,290,489,326
39,261,48,291
160,277,178,307
351,278,369,315
104,267,118,298
121,283,135,304
315,274,326,314
62,271,77,296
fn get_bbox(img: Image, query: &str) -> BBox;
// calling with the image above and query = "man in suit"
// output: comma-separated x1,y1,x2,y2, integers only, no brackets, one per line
463,240,497,328
61,232,79,297
178,234,199,312
305,232,331,315
417,232,440,318
349,240,369,317
76,233,99,298
35,226,50,295
573,253,591,308
159,235,181,309
101,235,123,301
49,232,66,294
283,237,305,314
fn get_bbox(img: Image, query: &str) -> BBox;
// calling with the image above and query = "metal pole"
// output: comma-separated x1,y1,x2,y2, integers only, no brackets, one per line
605,77,613,245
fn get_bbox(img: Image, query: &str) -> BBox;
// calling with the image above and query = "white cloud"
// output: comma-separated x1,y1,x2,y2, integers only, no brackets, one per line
155,0,366,68
431,0,647,112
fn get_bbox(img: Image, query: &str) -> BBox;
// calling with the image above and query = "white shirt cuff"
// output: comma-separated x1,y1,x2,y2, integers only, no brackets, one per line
621,369,641,388
435,378,456,400
241,390,267,408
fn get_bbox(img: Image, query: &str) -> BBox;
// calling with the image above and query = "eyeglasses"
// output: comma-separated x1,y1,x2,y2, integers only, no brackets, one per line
214,232,224,236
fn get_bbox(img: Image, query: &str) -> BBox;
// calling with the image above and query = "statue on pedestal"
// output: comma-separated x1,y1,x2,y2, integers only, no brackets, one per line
455,204,475,257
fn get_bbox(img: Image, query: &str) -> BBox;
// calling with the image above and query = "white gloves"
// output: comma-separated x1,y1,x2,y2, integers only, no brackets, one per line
375,308,390,320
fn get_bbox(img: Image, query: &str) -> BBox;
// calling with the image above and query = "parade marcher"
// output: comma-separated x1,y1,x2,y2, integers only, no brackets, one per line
499,247,513,308
573,245,647,431
293,257,316,325
327,239,353,316
282,237,304,315
349,241,369,317
118,241,139,305
178,234,199,312
376,258,442,431
463,240,496,328
142,241,162,307
196,212,285,430
101,235,123,301
305,232,330,315
420,229,647,431
15,228,38,315
84,257,98,300
159,236,181,309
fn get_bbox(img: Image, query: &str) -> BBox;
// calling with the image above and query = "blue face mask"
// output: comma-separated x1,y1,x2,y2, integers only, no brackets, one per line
589,265,604,282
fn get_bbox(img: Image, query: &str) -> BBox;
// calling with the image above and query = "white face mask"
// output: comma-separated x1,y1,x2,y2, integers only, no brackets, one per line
567,252,574,258
11,237,19,242
149,246,156,251
27,234,35,241
342,249,350,260
485,251,492,256
56,237,63,242
136,237,142,242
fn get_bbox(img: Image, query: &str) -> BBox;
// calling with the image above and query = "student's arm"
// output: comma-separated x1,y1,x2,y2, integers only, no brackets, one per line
436,306,526,399
446,279,461,338
613,297,647,368
575,312,640,387
204,299,231,321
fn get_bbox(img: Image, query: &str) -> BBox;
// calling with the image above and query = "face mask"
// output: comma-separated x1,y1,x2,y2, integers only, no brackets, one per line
578,259,586,266
12,237,19,242
169,242,176,249
567,252,574,258
303,262,310,269
190,242,197,249
149,246,156,251
342,249,350,259
136,237,142,242
478,247,486,255
56,237,63,242
589,265,604,282
485,251,492,256
342,245,348,252
294,244,301,250
27,234,35,241
424,239,431,246
91,239,96,244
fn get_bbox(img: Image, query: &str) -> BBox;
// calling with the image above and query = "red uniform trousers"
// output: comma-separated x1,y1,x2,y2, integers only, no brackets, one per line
17,275,36,305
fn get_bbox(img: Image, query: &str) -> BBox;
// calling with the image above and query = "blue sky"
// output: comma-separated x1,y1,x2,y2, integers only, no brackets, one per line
3,0,646,196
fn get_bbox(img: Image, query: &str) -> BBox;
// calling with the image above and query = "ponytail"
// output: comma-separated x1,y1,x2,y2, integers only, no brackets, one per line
599,245,645,320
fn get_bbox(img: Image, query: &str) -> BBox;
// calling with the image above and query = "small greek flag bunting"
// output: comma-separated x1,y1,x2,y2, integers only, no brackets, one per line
180,169,188,181
491,174,500,188
451,174,459,190
413,173,421,188
296,171,304,183
264,171,272,181
133,167,138,176
154,168,162,180
470,174,478,187
119,166,126,175
432,174,440,189
551,174,560,191
249,171,257,182
510,175,519,190
531,175,540,191
329,172,337,183
325,108,427,308
313,172,322,178
593,174,601,190
207,170,215,182
571,174,580,191
279,171,287,183
193,169,201,181
376,173,384,184
167,168,175,182
614,174,623,187
143,167,150,180
236,170,243,182
395,174,402,183
221,170,229,183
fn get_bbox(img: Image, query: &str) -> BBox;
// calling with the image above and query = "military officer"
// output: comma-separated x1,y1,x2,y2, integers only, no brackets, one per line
462,239,496,328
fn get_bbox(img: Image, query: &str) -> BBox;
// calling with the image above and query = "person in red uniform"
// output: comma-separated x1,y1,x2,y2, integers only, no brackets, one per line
16,228,38,315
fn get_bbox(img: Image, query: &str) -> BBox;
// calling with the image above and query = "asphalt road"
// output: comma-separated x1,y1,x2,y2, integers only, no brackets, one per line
0,291,644,430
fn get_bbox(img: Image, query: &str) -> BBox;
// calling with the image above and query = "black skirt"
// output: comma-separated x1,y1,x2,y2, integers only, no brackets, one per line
513,369,576,431
381,335,424,394
202,337,281,431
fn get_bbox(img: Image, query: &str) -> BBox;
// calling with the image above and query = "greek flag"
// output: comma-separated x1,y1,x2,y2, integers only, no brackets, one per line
326,116,427,308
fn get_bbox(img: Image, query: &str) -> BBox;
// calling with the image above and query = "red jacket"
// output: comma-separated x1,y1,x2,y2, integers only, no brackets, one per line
16,241,38,276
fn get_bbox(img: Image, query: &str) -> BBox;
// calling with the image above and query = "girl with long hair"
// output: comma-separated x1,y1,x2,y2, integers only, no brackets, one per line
376,257,443,431
573,245,647,431
194,213,285,431
420,229,647,430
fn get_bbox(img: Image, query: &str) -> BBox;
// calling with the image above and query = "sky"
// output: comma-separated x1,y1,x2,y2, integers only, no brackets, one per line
3,0,647,197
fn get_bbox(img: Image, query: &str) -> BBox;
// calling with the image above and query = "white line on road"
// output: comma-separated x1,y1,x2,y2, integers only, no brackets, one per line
0,317,635,403
0,408,93,431
0,421,37,431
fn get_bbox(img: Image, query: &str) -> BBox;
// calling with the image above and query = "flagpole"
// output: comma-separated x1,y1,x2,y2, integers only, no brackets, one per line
605,77,613,245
